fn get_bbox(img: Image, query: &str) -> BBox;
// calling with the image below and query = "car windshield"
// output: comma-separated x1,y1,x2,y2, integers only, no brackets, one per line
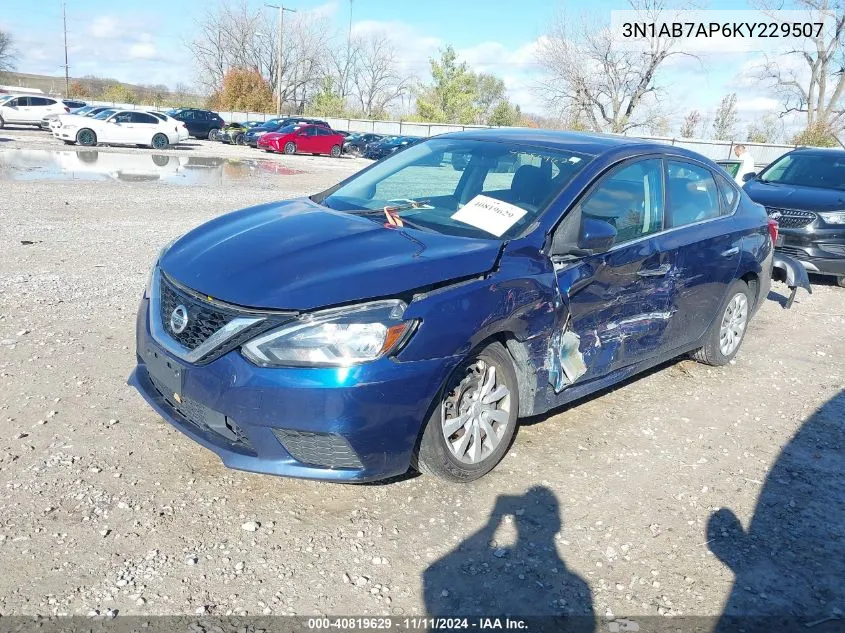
74,106,94,115
321,138,591,240
758,152,845,190
93,109,116,120
255,122,281,132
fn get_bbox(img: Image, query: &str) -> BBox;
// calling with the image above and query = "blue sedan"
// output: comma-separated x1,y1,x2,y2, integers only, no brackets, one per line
129,129,809,482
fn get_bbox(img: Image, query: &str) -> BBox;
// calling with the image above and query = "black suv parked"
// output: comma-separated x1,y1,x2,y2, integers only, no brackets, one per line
166,108,225,140
743,147,845,288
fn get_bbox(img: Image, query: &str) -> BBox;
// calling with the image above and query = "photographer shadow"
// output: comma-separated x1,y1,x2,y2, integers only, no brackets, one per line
423,486,594,633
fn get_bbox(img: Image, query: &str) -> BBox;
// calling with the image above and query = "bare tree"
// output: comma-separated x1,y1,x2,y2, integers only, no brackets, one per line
712,93,739,140
536,0,694,133
0,30,16,76
353,35,410,117
680,110,701,137
758,0,845,133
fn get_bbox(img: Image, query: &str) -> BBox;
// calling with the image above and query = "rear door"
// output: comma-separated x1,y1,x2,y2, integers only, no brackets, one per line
128,112,162,144
657,160,742,347
314,127,335,154
552,157,678,391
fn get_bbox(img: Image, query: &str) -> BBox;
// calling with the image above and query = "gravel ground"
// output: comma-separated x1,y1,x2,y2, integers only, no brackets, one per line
0,127,843,622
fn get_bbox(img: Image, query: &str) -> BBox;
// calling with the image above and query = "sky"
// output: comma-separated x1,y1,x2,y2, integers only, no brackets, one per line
0,0,816,137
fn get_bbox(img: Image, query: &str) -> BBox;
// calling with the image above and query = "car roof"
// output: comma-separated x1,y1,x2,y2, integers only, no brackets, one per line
437,128,676,157
789,147,845,158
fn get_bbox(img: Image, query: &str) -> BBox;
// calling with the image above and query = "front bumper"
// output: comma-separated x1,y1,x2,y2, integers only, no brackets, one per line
129,296,456,482
777,226,845,277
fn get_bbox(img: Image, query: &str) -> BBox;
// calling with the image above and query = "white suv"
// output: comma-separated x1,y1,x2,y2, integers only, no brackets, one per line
0,95,69,128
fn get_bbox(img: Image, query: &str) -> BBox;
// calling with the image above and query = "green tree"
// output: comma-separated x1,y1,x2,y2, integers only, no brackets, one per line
415,46,479,124
101,83,138,105
792,122,840,147
746,114,781,143
209,68,273,112
488,100,519,126
472,73,506,123
307,76,347,117
712,93,739,140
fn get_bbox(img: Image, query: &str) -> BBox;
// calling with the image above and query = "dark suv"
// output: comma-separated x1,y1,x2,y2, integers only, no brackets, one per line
743,148,845,288
166,108,225,140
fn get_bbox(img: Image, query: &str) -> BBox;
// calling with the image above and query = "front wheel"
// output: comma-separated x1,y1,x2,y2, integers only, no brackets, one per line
207,128,220,141
836,276,845,288
330,144,341,158
413,342,518,482
283,141,296,155
233,133,244,145
0,115,5,129
76,128,97,147
151,133,169,150
692,279,752,366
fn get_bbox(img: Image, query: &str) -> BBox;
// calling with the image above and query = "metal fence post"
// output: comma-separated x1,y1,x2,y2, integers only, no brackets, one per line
727,141,734,159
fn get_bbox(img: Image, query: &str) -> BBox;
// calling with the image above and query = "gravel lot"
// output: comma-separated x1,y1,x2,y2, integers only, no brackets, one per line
1,127,843,622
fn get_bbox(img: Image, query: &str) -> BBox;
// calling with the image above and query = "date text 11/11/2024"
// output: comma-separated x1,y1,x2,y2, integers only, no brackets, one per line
306,617,530,630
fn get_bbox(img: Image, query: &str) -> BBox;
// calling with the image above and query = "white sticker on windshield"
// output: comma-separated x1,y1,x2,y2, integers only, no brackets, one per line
450,195,527,237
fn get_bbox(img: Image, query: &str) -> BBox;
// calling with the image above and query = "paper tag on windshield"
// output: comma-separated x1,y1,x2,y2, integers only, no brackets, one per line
450,195,527,237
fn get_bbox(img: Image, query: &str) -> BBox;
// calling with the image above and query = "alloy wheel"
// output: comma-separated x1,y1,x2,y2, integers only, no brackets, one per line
719,292,748,357
441,360,511,465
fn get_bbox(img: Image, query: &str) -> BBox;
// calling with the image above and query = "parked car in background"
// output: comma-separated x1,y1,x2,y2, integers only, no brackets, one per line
62,99,87,112
42,105,114,130
363,135,423,160
53,109,181,149
242,121,289,147
220,121,263,145
0,95,69,128
130,129,806,484
257,124,345,157
343,132,383,156
743,147,845,288
166,108,225,140
716,159,741,179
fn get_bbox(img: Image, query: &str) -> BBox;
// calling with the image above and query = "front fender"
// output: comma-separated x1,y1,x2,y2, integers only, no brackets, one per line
772,252,812,308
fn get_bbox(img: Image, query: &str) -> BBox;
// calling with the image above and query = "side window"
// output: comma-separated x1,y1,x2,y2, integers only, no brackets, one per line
113,112,133,123
181,111,195,121
715,173,739,215
29,97,47,106
14,97,29,106
579,158,664,245
666,161,721,228
130,112,158,124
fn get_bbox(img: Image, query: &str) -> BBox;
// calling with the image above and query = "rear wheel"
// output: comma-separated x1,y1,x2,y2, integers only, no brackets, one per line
233,133,244,145
207,128,220,141
151,133,169,150
837,276,845,288
284,141,296,155
76,128,97,147
413,342,518,482
692,279,752,366
330,144,341,158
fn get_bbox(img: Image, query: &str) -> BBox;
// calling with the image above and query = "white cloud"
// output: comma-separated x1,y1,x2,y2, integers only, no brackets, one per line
128,42,158,60
89,16,122,39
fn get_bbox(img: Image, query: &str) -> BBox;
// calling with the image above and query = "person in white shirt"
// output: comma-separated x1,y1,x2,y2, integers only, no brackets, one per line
734,144,757,185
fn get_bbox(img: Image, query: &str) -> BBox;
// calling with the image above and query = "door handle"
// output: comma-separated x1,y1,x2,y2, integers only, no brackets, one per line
721,246,740,257
637,263,672,277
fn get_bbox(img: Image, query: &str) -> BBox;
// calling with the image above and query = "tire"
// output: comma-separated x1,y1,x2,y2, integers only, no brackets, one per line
76,128,97,147
284,141,296,155
330,144,341,158
349,146,361,157
413,342,519,482
692,279,752,366
0,115,4,129
207,128,220,141
837,277,845,288
233,133,244,145
151,133,169,150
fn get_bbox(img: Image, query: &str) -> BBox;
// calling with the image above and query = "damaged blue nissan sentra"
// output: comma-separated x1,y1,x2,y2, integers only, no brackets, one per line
129,129,811,483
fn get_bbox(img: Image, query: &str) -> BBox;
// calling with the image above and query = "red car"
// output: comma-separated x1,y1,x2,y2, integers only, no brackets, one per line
257,124,345,157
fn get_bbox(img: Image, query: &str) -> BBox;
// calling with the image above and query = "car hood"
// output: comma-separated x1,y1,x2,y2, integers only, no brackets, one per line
744,179,845,212
159,198,502,311
246,129,273,137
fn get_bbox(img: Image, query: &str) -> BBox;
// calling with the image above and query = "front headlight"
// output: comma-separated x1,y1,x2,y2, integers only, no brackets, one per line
241,299,416,367
819,211,845,225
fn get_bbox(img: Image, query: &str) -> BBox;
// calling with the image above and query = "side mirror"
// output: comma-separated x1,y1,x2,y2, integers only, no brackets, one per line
742,172,757,182
578,217,617,254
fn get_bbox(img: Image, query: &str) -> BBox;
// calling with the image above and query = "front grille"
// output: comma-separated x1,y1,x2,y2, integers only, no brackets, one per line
148,371,255,455
159,275,238,351
272,429,363,469
766,207,816,229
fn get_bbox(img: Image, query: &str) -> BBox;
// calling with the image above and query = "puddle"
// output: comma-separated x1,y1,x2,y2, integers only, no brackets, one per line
0,149,303,185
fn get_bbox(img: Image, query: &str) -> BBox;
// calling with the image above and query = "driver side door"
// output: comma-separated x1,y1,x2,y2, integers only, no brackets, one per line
295,126,318,153
550,157,679,393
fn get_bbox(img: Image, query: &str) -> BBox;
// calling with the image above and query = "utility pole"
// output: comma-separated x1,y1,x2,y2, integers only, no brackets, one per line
265,4,296,116
61,0,70,96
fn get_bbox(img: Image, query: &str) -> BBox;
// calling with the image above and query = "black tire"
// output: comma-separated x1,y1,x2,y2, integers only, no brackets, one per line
151,133,169,150
330,144,341,158
207,128,220,141
76,128,97,147
413,342,519,482
691,279,752,366
284,141,296,155
233,133,244,145
0,115,4,129
349,146,361,157
836,276,845,288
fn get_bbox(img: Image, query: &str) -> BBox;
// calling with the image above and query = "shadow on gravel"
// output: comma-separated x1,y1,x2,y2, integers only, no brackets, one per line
708,390,845,630
423,486,595,631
